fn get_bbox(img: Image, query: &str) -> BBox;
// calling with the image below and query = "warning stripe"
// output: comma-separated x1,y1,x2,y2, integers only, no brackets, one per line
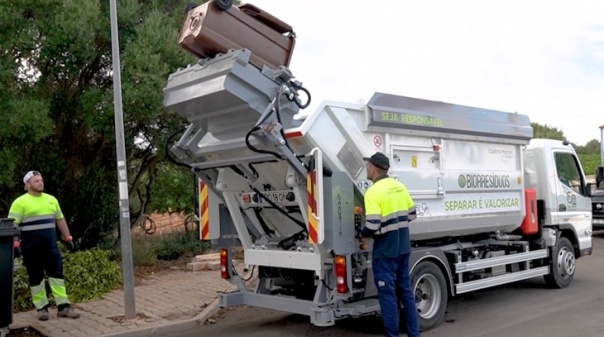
306,171,318,244
199,179,209,240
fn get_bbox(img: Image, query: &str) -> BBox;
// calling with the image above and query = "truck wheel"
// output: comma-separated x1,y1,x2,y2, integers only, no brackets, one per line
214,0,233,10
544,236,576,288
409,261,448,331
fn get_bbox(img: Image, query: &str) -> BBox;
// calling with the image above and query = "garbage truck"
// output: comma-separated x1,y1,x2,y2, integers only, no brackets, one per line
163,0,593,331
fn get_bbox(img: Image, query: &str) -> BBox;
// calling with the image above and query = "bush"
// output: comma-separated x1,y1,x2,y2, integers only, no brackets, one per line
13,248,122,312
132,235,160,266
154,231,210,261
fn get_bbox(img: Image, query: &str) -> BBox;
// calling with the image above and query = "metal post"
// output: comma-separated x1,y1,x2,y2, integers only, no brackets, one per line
599,125,604,167
109,0,136,319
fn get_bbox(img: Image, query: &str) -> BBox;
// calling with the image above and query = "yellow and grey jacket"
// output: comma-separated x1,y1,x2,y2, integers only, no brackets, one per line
362,175,416,258
8,193,63,247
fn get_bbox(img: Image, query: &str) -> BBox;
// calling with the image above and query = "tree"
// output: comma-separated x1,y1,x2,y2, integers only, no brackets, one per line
583,139,601,155
531,122,565,141
0,0,203,248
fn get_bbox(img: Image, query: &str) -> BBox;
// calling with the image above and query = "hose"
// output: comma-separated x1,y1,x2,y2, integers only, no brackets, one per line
165,128,193,169
245,125,283,160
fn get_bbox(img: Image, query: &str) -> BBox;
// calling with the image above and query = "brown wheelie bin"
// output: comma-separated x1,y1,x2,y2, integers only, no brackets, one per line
178,0,296,70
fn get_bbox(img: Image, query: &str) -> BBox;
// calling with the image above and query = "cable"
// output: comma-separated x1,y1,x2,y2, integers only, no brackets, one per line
289,82,311,109
165,128,193,169
253,207,275,236
232,264,256,282
248,184,306,230
245,125,283,160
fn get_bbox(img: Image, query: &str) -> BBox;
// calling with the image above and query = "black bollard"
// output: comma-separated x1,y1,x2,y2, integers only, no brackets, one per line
0,218,20,332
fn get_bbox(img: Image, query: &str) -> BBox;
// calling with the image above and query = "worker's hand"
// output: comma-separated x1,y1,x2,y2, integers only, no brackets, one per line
63,236,75,252
13,241,21,259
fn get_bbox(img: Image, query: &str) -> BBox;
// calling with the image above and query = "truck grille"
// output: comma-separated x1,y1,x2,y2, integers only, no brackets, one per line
592,202,604,215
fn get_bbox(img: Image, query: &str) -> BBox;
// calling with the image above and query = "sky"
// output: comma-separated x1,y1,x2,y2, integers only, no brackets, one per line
246,0,604,145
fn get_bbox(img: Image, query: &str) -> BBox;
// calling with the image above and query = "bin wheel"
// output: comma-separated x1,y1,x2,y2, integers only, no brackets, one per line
215,0,233,10
184,3,198,14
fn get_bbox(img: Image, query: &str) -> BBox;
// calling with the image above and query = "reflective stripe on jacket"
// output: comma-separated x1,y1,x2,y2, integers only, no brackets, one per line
362,175,416,258
8,193,63,231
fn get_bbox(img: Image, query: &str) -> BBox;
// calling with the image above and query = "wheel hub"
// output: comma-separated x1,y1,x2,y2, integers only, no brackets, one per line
413,274,441,319
557,248,575,277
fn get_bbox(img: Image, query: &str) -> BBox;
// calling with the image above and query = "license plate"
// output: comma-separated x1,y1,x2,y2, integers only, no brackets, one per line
240,191,295,205
261,192,291,203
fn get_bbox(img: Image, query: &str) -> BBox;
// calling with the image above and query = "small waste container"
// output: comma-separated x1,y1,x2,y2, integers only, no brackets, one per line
0,218,20,330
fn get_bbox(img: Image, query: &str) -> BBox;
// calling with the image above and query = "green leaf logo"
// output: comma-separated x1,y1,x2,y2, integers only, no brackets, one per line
458,175,466,188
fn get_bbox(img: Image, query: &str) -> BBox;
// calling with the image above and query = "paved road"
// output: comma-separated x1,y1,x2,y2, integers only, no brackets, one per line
167,235,604,337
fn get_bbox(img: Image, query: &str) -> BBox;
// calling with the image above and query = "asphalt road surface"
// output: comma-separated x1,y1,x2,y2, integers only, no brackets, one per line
169,235,604,337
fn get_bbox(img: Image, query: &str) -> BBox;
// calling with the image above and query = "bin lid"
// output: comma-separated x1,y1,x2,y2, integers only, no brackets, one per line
0,218,19,237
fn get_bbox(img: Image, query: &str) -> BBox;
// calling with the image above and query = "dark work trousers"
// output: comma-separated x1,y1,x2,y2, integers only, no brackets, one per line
373,253,420,337
21,230,67,309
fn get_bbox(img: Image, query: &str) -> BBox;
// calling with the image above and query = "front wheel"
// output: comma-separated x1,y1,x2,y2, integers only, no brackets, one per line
409,261,448,331
544,236,576,288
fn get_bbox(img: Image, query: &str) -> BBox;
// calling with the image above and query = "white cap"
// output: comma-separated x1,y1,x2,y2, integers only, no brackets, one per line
23,171,41,184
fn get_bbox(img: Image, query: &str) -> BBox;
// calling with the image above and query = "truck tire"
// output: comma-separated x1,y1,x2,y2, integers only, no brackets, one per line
408,261,448,331
544,236,576,288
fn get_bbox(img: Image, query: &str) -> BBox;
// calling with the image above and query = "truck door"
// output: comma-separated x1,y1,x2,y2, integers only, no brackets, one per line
553,150,591,226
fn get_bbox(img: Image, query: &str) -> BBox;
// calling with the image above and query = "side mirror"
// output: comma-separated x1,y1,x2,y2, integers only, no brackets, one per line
587,182,596,197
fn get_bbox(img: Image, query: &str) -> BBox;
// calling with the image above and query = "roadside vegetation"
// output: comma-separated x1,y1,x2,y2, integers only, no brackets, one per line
13,230,209,313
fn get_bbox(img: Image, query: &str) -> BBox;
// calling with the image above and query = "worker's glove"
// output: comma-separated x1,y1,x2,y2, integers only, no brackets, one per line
13,241,21,259
63,236,75,252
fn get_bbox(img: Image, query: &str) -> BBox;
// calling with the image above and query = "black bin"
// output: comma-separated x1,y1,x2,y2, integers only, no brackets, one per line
0,218,20,329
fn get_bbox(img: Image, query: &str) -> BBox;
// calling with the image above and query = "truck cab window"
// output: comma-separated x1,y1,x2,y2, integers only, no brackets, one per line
555,152,584,195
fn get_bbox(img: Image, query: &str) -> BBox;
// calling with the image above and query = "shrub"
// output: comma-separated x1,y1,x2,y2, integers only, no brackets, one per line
132,235,160,266
154,231,210,261
62,248,122,302
13,248,121,312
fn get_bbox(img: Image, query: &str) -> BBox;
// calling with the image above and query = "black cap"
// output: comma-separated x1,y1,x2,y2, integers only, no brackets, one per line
363,152,390,171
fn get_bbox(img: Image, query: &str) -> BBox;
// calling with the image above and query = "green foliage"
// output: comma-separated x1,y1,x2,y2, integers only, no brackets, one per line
13,248,121,312
13,263,33,312
0,0,206,248
579,154,601,177
149,165,197,214
132,235,159,266
155,231,210,261
62,248,122,302
575,139,601,155
531,122,565,141
531,122,602,176
132,231,210,264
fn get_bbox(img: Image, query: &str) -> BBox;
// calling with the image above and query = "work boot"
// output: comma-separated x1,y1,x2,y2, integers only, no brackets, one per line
57,307,80,319
37,308,49,321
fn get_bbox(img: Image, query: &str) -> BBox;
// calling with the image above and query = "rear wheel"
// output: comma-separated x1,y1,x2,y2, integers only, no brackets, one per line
544,236,575,288
409,261,448,331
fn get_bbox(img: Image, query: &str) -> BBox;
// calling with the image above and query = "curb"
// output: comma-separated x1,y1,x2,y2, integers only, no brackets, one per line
98,297,222,337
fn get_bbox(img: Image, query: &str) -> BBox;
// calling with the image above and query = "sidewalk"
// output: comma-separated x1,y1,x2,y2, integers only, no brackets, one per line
10,265,236,337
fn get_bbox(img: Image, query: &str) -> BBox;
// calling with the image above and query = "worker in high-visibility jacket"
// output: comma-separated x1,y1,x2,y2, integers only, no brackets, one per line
360,152,420,337
8,170,80,321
